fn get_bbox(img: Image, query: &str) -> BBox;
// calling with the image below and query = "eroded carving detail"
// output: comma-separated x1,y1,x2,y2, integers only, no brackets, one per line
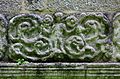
8,12,112,62
80,13,112,61
113,12,120,61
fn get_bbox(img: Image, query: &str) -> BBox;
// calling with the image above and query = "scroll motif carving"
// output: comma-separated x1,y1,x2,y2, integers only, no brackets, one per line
79,13,112,61
9,14,42,61
8,12,112,62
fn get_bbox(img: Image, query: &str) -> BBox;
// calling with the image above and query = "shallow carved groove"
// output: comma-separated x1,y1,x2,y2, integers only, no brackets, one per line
8,14,43,61
79,13,112,61
1,0,120,78
7,12,113,62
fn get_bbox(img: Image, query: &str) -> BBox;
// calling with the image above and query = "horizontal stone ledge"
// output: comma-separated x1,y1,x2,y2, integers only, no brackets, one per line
0,63,120,77
1,63,120,67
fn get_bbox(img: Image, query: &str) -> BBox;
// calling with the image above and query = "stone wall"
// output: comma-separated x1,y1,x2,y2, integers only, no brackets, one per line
0,0,120,78
0,9,120,63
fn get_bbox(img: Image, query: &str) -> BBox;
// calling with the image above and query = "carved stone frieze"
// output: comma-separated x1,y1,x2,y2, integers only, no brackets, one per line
8,12,113,62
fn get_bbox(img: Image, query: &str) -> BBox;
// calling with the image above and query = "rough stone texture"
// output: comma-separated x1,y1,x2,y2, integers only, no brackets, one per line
0,0,23,17
0,0,120,78
24,0,120,13
0,14,7,61
8,12,112,62
0,0,120,16
0,63,120,78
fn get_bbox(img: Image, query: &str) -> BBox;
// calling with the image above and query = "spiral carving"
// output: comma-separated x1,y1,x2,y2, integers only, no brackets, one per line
9,14,50,61
79,13,111,61
9,14,42,41
64,35,85,59
8,12,112,62
41,14,53,37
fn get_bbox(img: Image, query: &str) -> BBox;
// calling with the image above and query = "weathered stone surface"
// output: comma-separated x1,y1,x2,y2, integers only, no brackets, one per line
0,63,120,78
0,0,120,16
25,0,120,13
0,0,120,78
113,13,120,62
0,0,118,62
0,14,7,61
8,14,43,61
8,12,112,62
0,0,23,17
